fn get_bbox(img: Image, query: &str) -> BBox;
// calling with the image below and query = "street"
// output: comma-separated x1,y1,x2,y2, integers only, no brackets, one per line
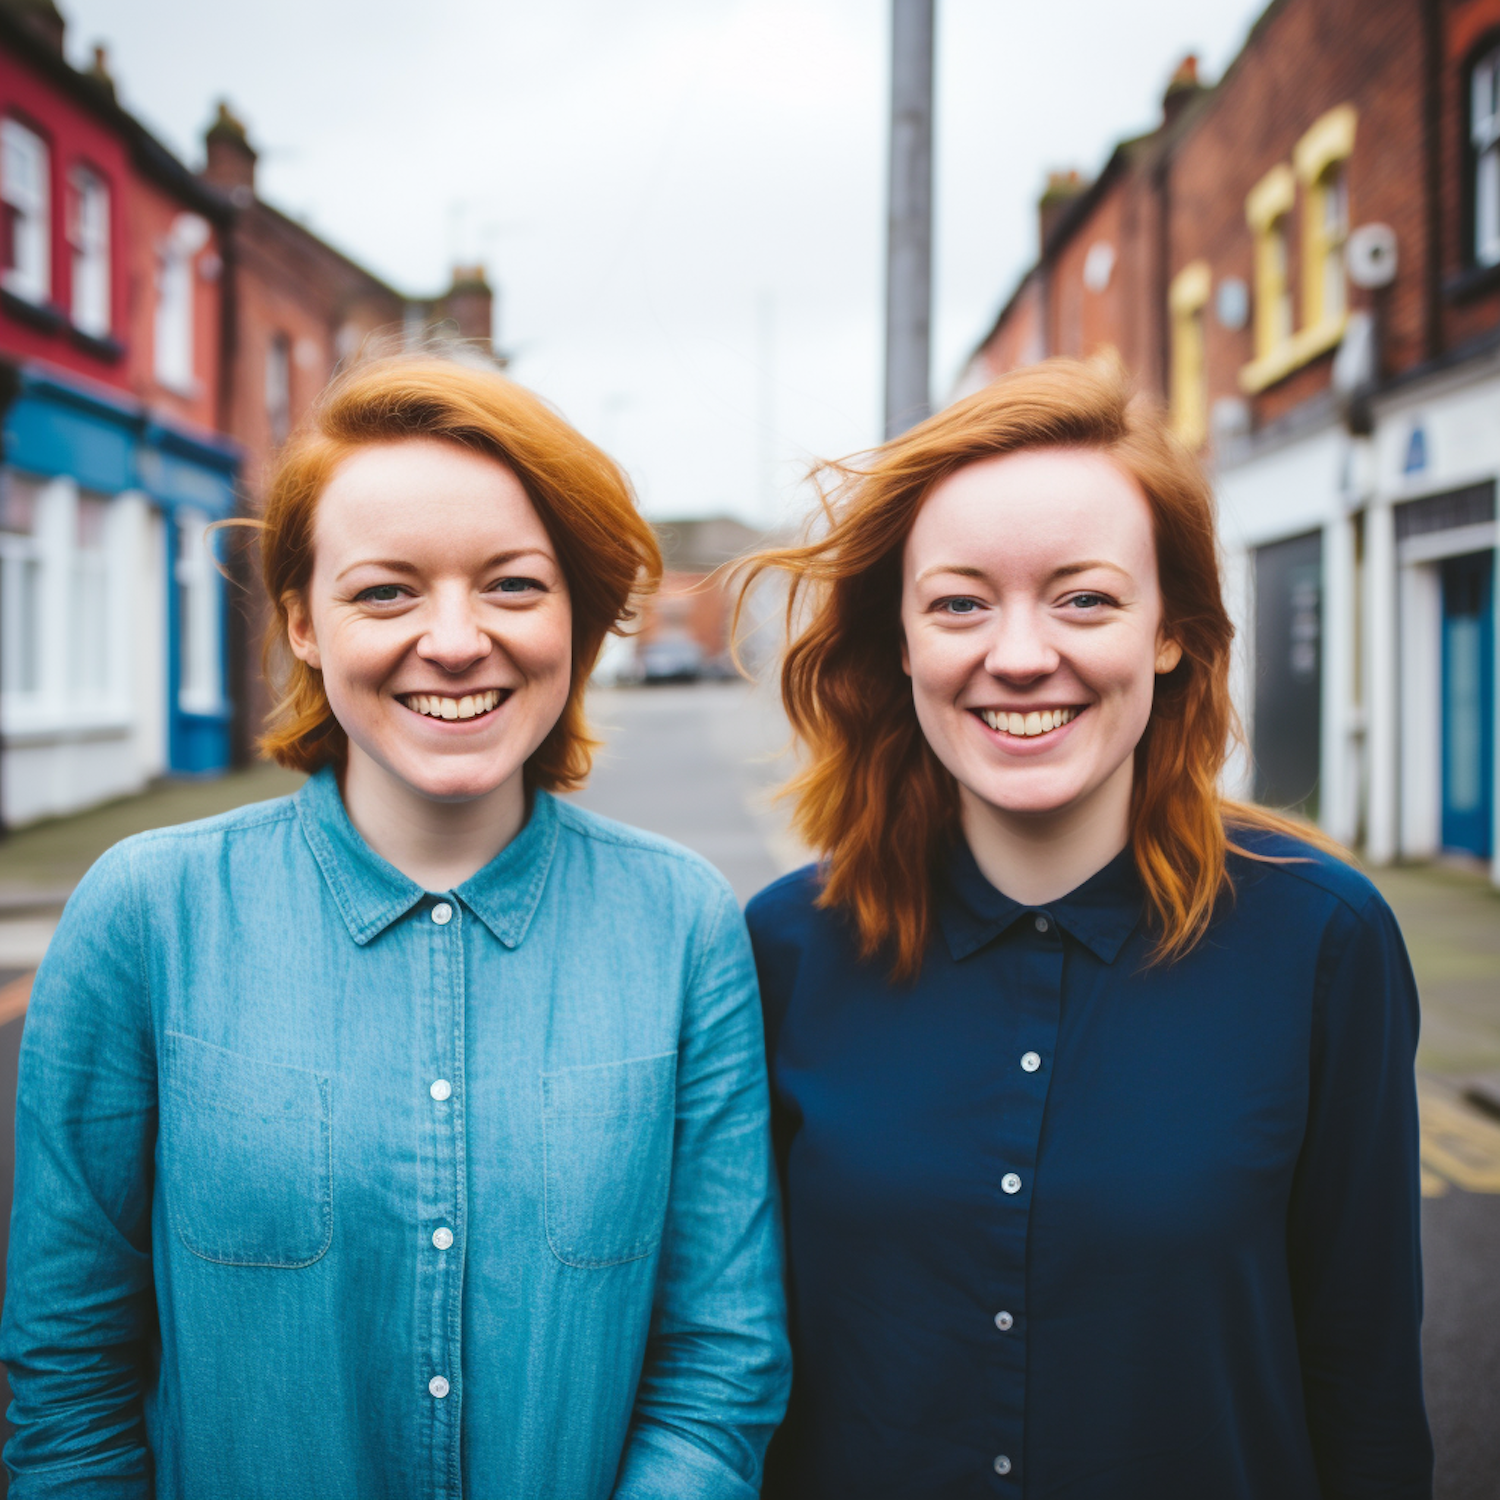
0,681,1493,1493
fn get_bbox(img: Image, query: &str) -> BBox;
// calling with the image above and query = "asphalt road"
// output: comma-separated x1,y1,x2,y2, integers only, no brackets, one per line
0,683,1492,1494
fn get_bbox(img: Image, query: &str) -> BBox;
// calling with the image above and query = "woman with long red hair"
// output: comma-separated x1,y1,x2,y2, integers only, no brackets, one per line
743,358,1431,1499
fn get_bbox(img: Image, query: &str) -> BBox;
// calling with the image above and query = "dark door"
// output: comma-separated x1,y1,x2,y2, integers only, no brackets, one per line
1254,530,1323,815
1441,550,1495,858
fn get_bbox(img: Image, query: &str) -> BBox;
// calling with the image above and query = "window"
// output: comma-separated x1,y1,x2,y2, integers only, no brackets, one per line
1294,104,1356,332
266,331,291,445
1,118,50,304
175,508,221,714
155,213,208,392
68,166,110,337
70,494,109,696
1472,43,1500,266
0,474,43,700
1247,164,1295,362
1169,260,1211,449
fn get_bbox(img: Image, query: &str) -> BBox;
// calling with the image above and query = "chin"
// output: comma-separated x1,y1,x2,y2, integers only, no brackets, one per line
385,751,526,805
963,769,1091,820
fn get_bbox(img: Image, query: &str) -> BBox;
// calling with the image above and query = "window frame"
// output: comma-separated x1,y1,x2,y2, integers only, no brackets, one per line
0,115,52,306
67,163,111,338
1169,260,1211,449
1466,33,1500,269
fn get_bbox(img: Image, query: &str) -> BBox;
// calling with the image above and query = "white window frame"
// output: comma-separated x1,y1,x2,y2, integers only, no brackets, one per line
266,330,292,446
154,214,208,393
1473,43,1500,267
68,165,110,338
174,507,222,715
1,117,50,305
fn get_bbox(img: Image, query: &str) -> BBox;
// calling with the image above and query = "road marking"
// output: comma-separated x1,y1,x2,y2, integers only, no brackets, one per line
1419,1085,1500,1194
0,971,32,1027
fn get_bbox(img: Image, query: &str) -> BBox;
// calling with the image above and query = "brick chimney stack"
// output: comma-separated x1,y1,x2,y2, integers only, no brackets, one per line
441,265,494,345
1161,55,1205,130
0,0,64,52
203,100,257,204
1038,169,1090,251
86,43,115,100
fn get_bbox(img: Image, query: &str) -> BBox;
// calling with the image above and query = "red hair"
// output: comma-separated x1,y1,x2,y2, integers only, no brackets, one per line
741,358,1331,978
255,355,660,789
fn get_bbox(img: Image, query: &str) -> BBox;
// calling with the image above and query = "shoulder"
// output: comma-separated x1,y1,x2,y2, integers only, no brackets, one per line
1226,822,1385,918
551,797,734,907
745,862,824,938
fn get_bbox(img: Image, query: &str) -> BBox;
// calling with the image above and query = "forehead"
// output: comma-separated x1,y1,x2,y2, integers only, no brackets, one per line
905,446,1157,575
313,437,551,549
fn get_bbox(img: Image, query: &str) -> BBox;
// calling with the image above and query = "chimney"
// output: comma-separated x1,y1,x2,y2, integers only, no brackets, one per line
1161,54,1205,131
86,43,115,100
440,265,494,345
0,0,65,51
1038,169,1090,251
203,100,257,203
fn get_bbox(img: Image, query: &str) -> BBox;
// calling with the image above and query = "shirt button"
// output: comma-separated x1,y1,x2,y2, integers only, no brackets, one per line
432,1227,454,1250
430,1079,452,1101
1033,914,1049,933
994,1310,1014,1331
993,1454,1012,1475
431,902,453,925
1001,1172,1022,1194
428,1375,450,1399
1021,1051,1041,1073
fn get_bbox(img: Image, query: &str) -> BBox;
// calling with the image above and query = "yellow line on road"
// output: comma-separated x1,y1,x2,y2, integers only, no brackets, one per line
1419,1086,1500,1194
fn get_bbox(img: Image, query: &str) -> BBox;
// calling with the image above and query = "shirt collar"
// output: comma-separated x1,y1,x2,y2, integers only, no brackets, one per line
937,835,1144,965
294,766,560,948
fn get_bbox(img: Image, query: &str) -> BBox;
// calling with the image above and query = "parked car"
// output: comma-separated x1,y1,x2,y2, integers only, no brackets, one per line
640,635,704,684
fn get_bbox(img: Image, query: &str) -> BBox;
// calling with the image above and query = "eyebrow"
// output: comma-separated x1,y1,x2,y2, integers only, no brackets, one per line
915,558,1130,585
334,548,553,584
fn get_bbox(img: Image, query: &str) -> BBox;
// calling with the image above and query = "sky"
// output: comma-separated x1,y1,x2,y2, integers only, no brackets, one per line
60,0,1268,528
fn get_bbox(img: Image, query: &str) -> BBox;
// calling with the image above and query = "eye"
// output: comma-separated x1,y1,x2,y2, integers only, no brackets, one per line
490,576,544,595
354,583,408,604
1064,591,1114,611
936,596,982,616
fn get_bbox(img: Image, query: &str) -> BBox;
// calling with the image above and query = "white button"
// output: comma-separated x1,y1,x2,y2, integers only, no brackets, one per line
994,1310,1014,1331
431,902,453,925
993,1454,1012,1475
1033,915,1049,933
432,1227,454,1250
430,1079,452,1101
428,1375,450,1399
1021,1051,1041,1073
1001,1172,1022,1194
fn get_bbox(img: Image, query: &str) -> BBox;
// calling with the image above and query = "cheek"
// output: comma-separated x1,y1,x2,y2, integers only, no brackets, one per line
903,625,976,701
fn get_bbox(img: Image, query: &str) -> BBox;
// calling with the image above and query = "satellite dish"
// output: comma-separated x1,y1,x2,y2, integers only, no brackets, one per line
1346,223,1397,289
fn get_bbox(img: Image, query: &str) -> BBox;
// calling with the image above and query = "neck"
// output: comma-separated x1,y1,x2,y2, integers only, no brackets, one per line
959,759,1133,907
340,747,528,892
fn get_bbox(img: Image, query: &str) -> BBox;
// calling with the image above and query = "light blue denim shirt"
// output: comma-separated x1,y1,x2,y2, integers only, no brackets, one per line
1,768,789,1499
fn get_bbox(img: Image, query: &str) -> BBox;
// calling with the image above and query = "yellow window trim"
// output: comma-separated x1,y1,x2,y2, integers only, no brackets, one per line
1169,259,1211,315
1238,314,1346,393
1169,261,1211,448
1246,163,1295,230
1293,103,1357,183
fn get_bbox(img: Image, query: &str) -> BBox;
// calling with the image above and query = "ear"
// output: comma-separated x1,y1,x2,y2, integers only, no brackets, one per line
284,592,322,671
1154,635,1183,674
900,633,912,678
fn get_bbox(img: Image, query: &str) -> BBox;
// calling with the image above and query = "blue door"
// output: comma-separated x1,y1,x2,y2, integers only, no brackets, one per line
1441,550,1495,858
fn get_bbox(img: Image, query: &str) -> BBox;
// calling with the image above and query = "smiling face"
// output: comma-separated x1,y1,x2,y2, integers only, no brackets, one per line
900,445,1181,836
285,437,573,807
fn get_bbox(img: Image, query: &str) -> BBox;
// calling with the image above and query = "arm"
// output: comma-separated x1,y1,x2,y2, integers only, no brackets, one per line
611,881,791,1500
0,846,156,1497
1286,891,1433,1499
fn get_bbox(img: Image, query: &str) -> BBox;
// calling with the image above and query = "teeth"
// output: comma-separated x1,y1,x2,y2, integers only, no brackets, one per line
980,706,1079,737
402,690,503,720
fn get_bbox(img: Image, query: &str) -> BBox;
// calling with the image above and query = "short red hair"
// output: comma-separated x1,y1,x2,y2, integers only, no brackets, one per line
741,358,1328,978
256,355,660,788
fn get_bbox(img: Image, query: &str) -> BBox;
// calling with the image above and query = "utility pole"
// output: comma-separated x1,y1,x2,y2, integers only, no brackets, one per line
883,0,935,440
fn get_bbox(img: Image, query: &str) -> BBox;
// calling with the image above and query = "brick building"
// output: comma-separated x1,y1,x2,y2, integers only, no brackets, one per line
962,0,1500,884
0,0,240,824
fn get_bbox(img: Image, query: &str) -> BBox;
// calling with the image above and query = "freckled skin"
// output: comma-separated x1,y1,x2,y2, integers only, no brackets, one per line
900,447,1181,902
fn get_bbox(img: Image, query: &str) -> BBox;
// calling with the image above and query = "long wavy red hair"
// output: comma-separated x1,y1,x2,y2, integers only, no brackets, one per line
741,358,1328,978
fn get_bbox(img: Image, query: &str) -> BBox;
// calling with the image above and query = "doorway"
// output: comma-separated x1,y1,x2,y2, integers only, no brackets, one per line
1440,550,1494,858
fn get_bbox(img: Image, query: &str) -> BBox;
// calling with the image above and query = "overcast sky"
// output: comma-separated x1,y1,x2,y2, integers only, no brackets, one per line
62,0,1265,527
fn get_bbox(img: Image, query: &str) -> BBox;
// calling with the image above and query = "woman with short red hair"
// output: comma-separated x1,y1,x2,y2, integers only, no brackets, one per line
1,356,789,1499
744,359,1431,1499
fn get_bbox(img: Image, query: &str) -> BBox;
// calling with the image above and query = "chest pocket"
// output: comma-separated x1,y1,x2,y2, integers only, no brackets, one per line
541,1051,677,1269
162,1031,332,1268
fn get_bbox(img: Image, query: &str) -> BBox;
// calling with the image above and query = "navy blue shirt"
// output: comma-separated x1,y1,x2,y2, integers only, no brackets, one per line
747,829,1432,1500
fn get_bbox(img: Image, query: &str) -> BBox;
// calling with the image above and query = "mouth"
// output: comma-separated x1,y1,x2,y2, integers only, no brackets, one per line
973,705,1085,740
398,689,508,723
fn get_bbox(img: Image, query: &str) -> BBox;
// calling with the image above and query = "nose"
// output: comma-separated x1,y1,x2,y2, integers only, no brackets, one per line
416,585,494,674
983,603,1060,684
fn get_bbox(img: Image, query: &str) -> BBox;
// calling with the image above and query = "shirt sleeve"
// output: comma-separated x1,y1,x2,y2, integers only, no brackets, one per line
1286,889,1434,1499
0,844,156,1498
611,879,791,1500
